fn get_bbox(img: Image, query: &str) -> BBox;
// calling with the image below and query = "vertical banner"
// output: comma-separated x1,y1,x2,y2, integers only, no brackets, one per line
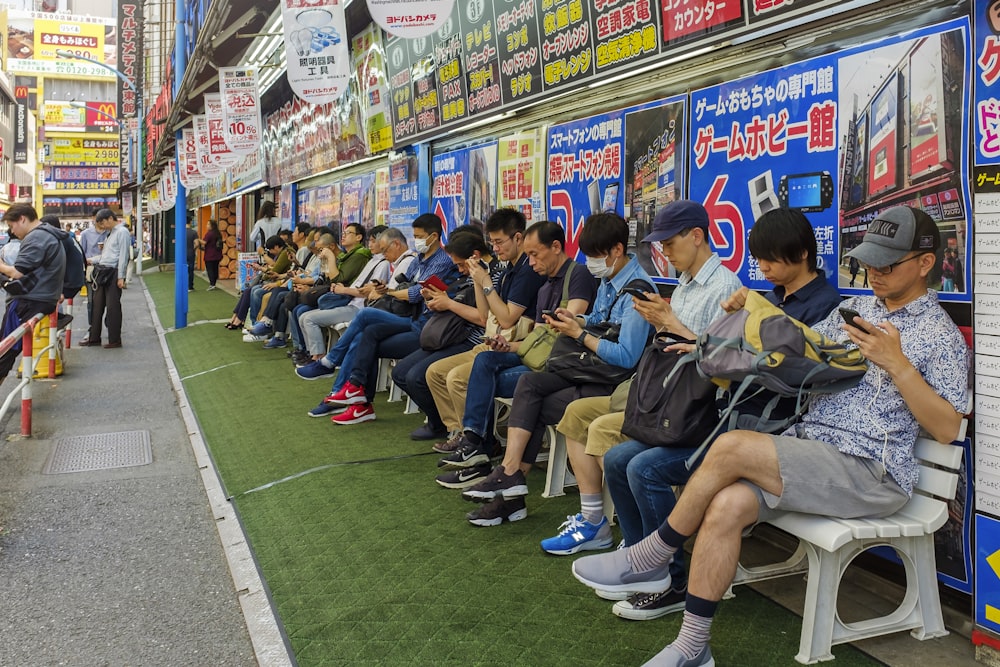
468,141,498,225
624,96,687,279
546,109,625,260
162,159,177,209
351,23,393,153
460,0,503,116
431,147,470,232
433,4,468,125
976,1,1000,167
13,83,27,164
409,35,441,134
178,128,204,190
117,0,142,181
281,0,350,105
375,166,390,226
204,93,240,166
539,0,595,93
219,66,263,155
497,128,546,223
359,171,378,230
192,114,222,178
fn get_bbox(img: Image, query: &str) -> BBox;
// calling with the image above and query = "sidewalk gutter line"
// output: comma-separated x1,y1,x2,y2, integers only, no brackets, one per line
238,451,437,497
141,280,295,667
181,361,245,381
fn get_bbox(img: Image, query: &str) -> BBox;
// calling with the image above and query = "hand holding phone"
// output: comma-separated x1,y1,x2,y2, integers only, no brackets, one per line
839,308,869,334
541,309,557,320
623,286,651,301
419,275,448,292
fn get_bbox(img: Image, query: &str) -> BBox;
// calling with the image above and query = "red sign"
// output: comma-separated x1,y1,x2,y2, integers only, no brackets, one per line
661,0,743,44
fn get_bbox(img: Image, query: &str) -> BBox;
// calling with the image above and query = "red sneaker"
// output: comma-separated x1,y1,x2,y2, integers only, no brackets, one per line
322,381,367,406
331,403,376,425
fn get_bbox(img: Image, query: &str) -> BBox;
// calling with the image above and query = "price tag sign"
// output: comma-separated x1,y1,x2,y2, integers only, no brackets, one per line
204,93,241,167
219,66,263,155
178,128,205,189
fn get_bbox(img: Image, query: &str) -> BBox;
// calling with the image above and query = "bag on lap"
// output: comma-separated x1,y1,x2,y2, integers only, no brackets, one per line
620,333,719,448
516,262,578,371
419,278,477,351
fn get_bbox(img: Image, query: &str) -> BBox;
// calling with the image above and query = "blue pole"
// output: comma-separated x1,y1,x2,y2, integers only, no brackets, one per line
174,0,188,329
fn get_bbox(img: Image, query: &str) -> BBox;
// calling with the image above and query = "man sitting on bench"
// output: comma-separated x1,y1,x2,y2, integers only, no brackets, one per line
570,205,970,667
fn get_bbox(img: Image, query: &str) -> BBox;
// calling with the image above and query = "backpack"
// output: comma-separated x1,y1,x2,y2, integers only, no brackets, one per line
37,225,86,299
684,290,868,468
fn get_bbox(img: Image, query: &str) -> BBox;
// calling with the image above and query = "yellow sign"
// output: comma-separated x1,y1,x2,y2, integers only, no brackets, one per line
34,18,104,61
43,137,119,165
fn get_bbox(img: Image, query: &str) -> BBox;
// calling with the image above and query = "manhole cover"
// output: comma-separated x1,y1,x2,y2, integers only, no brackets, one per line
43,430,152,474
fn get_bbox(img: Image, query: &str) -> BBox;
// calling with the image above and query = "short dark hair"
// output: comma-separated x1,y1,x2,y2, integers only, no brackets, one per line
484,208,527,236
525,220,565,249
445,225,490,258
412,213,443,237
264,235,286,250
294,223,311,236
368,225,388,241
3,203,37,222
748,208,818,273
40,214,63,229
278,229,293,239
95,208,116,223
578,212,629,257
345,223,366,244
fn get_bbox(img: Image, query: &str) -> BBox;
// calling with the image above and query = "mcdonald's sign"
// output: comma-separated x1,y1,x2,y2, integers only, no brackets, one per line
85,102,119,129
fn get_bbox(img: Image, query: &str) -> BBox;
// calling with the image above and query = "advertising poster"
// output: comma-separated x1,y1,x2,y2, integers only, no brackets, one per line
495,0,543,104
836,22,971,301
660,0,742,48
388,144,430,241
280,183,296,228
624,96,687,279
976,0,1000,166
468,141,498,226
341,176,363,229
280,0,350,105
546,109,625,260
358,172,378,230
375,166,390,227
688,19,972,301
219,66,263,156
433,4,468,125
351,23,393,153
497,128,546,223
431,146,470,232
409,34,441,134
316,182,342,226
540,0,594,92
386,35,416,143
298,187,317,226
459,0,503,117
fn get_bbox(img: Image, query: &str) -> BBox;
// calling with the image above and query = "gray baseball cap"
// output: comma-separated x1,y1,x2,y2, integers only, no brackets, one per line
845,206,939,268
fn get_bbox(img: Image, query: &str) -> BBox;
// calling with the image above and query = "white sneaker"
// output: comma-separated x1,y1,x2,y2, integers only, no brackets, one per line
242,333,268,342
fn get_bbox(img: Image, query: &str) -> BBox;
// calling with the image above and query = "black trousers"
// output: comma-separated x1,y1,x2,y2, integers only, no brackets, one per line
89,278,122,344
0,299,56,378
205,260,220,286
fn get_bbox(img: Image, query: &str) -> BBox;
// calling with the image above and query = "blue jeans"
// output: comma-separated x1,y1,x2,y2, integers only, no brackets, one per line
323,308,412,369
290,303,312,350
393,343,473,431
461,351,528,438
604,440,702,586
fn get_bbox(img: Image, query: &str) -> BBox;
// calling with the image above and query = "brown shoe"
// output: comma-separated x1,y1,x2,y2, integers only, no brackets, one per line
103,342,122,349
78,339,101,347
432,432,465,454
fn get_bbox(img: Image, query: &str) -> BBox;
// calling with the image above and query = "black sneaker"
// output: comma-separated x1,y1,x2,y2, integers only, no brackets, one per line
612,584,687,621
461,465,528,501
435,464,491,489
437,441,489,469
466,496,527,527
432,432,465,454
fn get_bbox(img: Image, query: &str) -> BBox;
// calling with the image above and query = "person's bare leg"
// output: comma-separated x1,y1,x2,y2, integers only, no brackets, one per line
501,426,532,475
566,436,603,494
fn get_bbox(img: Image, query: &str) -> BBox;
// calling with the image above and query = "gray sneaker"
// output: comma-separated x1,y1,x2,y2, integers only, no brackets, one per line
466,496,527,527
612,584,687,621
640,643,713,667
571,547,672,594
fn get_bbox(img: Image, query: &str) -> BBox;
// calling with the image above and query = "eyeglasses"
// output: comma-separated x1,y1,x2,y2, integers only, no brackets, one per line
860,254,923,275
489,236,512,248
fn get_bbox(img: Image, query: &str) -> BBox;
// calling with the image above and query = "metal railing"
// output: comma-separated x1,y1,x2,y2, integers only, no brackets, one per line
0,312,49,436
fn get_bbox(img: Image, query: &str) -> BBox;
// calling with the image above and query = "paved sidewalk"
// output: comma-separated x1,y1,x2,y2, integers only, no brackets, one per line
0,280,286,666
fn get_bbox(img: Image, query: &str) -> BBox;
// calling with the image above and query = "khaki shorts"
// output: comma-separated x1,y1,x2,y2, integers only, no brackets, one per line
556,395,626,456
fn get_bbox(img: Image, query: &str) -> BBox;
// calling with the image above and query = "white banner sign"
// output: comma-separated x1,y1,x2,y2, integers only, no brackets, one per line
281,0,351,104
367,0,454,39
192,115,223,178
161,160,177,209
204,93,240,167
178,129,206,190
219,66,263,155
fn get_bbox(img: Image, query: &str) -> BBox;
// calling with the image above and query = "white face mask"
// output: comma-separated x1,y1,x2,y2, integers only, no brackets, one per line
586,255,614,279
413,237,429,253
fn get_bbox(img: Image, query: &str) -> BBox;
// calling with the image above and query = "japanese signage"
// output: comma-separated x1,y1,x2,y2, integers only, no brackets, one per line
192,114,223,178
546,108,626,260
43,101,118,133
281,0,351,105
592,0,659,73
688,18,971,301
368,0,455,39
118,0,142,183
178,128,205,190
460,0,503,117
496,128,546,222
660,0,742,47
495,0,542,104
387,144,430,237
204,93,240,167
13,84,28,164
5,10,115,75
433,5,469,125
431,147,471,230
43,138,120,165
409,34,441,134
219,66,263,155
386,36,416,142
43,165,119,193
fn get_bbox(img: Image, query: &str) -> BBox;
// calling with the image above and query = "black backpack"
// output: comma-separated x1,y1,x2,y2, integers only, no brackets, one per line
37,225,86,299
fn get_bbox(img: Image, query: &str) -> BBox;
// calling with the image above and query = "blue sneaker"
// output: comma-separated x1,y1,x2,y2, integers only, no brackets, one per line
295,360,337,380
540,513,613,556
307,403,343,418
247,321,272,336
263,336,287,349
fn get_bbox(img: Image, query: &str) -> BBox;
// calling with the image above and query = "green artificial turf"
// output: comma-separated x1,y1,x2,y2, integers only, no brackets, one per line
144,271,881,666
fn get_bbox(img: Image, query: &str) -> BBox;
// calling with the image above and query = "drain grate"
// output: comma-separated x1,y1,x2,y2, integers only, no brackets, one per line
43,430,152,474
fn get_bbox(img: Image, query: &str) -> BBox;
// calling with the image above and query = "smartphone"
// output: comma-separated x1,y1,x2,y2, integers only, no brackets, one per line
478,260,489,271
839,307,868,333
622,286,651,301
419,275,448,291
482,335,496,345
541,309,556,318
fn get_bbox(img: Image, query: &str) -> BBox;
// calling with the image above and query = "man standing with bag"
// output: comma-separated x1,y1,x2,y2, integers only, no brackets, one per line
0,203,66,378
81,209,130,349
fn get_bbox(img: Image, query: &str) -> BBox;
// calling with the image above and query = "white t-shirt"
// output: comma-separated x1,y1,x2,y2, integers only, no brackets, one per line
249,217,283,249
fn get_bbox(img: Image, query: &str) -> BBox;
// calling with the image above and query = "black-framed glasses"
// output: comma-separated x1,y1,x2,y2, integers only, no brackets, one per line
489,236,512,248
860,254,922,275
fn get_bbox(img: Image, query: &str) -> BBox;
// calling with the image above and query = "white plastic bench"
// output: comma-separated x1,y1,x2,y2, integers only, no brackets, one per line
729,417,968,664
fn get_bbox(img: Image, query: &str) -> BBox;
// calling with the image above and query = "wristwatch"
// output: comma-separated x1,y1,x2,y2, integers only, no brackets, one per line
482,285,494,297
576,331,588,345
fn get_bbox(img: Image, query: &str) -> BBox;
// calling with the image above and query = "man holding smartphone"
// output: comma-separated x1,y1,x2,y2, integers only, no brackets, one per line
571,206,969,666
